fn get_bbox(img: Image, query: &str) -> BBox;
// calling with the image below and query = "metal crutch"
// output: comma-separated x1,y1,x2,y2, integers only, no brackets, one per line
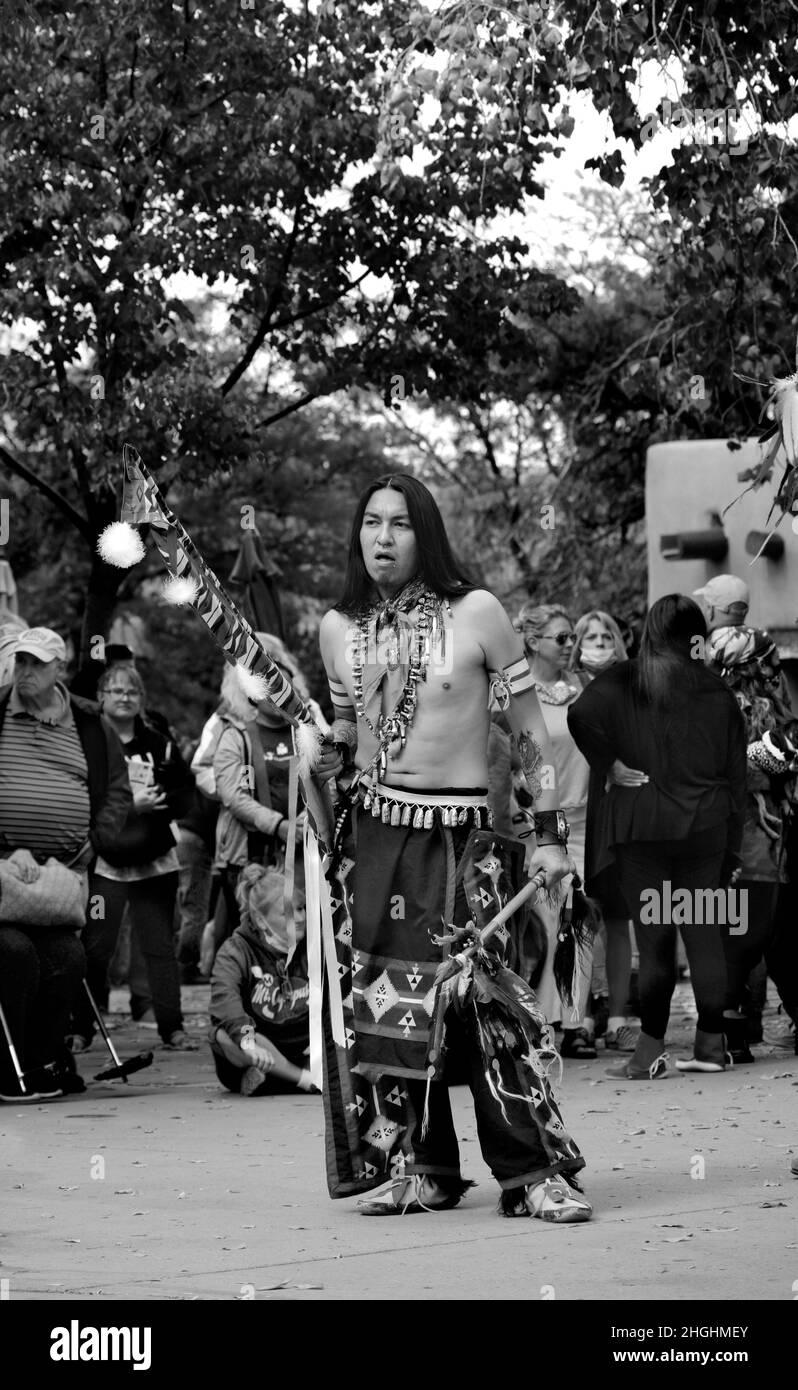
0,996,32,1095
81,980,154,1082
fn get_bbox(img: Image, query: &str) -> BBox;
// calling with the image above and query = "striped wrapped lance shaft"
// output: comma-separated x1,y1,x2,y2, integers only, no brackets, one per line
120,443,313,727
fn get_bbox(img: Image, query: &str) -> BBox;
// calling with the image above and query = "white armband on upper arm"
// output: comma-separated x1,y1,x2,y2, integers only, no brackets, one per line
488,656,536,707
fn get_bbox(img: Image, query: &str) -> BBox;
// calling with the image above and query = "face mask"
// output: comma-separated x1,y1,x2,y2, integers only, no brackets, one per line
580,647,616,672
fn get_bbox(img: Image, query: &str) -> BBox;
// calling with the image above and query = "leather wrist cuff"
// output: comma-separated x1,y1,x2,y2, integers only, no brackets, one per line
533,810,570,847
330,719,357,766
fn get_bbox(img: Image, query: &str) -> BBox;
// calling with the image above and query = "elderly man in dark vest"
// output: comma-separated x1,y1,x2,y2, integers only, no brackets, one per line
0,628,131,1100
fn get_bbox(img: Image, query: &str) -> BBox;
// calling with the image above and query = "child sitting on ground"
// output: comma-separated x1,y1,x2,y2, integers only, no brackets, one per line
208,862,316,1096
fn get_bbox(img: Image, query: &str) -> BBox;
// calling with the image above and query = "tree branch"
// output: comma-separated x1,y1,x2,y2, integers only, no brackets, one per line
220,198,306,395
258,389,322,429
267,265,372,335
0,443,92,541
377,406,463,488
466,403,502,480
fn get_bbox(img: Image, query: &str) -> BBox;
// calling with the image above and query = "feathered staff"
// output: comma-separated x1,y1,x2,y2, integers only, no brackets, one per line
723,330,798,550
97,444,331,840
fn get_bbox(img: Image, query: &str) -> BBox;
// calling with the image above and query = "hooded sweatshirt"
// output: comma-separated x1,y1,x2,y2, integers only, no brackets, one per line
209,918,310,1058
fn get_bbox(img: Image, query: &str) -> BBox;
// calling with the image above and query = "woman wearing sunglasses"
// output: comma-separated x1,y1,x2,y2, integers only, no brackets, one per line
513,603,597,1058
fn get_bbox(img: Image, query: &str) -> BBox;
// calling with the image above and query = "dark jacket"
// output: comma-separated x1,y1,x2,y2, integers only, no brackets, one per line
567,659,747,879
0,684,132,857
210,917,310,1059
98,716,194,868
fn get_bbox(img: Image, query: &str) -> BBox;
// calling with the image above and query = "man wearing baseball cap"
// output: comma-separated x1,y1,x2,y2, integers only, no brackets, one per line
692,574,750,632
0,627,131,1100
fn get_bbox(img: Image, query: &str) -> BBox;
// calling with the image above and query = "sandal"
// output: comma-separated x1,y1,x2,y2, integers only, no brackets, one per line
358,1175,469,1216
606,1052,670,1080
525,1175,593,1223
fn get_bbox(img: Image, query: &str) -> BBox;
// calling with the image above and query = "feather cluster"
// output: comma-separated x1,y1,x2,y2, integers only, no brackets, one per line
161,574,199,606
294,720,323,780
552,874,601,1008
97,522,146,569
234,663,273,705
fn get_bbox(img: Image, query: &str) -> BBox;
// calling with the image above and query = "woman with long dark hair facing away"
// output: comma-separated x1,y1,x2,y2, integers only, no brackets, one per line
568,596,747,1079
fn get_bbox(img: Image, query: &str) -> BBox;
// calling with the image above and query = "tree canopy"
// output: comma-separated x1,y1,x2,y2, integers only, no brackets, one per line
1,0,797,725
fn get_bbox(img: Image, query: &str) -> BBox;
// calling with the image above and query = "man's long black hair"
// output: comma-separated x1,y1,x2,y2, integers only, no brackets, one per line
336,473,477,616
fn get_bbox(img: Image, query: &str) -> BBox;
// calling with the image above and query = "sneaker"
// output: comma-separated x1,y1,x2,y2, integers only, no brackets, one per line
0,1086,64,1103
605,1024,639,1052
240,1065,268,1097
162,1030,199,1051
560,1028,597,1059
525,1174,593,1223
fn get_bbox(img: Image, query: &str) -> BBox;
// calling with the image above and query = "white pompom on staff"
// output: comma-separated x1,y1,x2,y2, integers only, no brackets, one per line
96,446,332,798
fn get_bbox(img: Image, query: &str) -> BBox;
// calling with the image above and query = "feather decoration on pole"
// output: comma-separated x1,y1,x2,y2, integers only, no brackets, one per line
723,330,798,535
109,444,313,724
100,444,334,846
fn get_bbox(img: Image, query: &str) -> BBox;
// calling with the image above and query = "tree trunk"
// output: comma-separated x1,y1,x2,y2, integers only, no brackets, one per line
80,555,126,664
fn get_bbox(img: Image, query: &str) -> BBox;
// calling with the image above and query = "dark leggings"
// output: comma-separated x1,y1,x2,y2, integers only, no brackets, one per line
73,873,183,1043
723,881,778,1011
616,829,728,1039
0,927,85,1088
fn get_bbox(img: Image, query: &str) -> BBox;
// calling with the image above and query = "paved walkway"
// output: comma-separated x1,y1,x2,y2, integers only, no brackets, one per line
2,983,796,1301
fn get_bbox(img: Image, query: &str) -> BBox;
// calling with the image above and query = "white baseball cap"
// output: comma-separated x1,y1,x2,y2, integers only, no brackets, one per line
692,574,750,614
14,627,67,663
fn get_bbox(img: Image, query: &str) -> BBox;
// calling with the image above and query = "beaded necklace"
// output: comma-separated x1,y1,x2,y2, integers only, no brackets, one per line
352,580,449,779
532,676,580,706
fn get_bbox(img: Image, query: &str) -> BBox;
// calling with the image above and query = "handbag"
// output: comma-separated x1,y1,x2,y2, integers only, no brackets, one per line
0,857,89,929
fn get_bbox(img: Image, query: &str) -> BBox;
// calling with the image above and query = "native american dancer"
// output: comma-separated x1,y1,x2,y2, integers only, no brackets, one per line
315,474,592,1221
